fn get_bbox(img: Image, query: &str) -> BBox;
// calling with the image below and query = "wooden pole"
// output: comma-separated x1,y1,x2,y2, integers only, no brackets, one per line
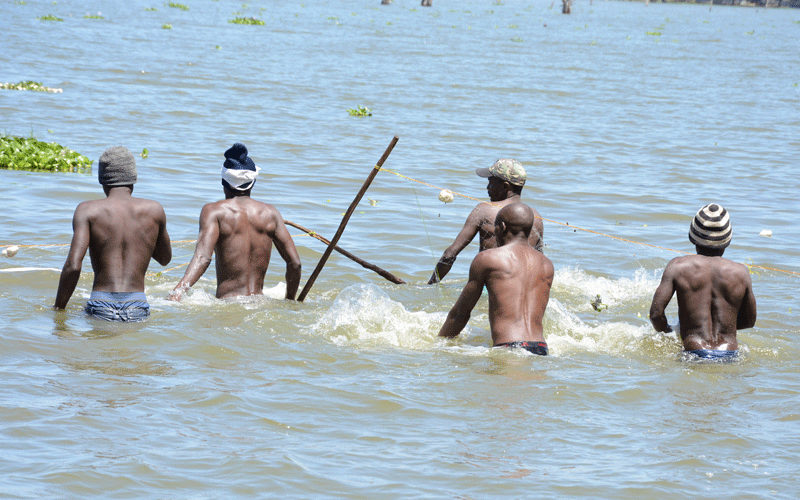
285,220,405,285
297,136,399,302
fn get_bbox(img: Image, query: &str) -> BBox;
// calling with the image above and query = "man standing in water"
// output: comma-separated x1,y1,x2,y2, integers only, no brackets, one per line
428,159,544,284
649,203,757,360
169,143,302,301
439,203,554,355
54,146,172,321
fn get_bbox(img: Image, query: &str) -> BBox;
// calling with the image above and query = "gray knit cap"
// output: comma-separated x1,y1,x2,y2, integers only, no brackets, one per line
98,146,137,186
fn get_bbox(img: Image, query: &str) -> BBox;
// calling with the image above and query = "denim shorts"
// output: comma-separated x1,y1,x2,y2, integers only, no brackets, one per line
85,291,150,322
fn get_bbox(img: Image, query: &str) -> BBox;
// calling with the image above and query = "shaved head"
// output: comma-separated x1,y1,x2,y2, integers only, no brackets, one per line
496,203,534,239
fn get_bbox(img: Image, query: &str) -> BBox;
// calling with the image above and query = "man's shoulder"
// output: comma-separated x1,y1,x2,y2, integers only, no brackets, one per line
211,196,275,208
666,254,748,279
204,197,280,221
473,243,514,267
470,201,501,220
132,195,164,208
75,197,102,211
129,196,166,217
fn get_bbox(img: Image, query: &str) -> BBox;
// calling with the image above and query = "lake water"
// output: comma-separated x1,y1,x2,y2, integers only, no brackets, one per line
1,0,799,498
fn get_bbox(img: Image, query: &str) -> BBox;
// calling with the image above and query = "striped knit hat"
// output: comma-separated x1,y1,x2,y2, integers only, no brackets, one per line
689,203,731,249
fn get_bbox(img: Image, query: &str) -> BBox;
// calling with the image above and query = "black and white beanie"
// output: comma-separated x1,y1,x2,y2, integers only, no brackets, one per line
689,203,731,249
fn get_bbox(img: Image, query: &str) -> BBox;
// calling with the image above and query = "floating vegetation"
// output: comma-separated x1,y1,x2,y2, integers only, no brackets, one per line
140,148,149,159
1,81,62,93
0,136,92,173
84,14,103,19
229,17,264,25
347,105,372,117
162,23,172,29
590,295,608,312
646,31,661,36
38,14,63,21
511,37,523,43
168,2,189,10
145,7,158,11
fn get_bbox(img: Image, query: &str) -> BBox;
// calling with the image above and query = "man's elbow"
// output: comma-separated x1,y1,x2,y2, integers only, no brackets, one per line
738,311,757,330
649,309,668,332
153,244,172,266
287,259,302,276
61,262,82,276
440,249,458,265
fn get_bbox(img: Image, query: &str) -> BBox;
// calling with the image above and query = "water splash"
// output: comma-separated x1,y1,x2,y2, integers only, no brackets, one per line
309,284,442,349
546,268,679,358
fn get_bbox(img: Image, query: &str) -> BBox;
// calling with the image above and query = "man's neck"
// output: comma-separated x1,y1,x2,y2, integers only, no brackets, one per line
696,245,725,257
104,186,133,197
224,186,252,200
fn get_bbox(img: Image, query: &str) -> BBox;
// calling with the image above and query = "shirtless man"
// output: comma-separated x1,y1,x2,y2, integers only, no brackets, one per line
429,159,543,284
439,203,554,355
649,203,757,360
54,146,172,321
169,143,301,301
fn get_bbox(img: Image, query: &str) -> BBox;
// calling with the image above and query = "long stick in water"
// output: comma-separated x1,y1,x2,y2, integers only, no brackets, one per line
297,136,400,302
285,220,405,285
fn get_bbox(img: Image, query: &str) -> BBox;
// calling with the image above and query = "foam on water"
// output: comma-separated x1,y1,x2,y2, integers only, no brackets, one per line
306,268,682,361
309,283,442,349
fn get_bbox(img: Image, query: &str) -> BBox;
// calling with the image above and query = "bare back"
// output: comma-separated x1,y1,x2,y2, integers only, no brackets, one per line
650,254,756,350
430,198,543,284
207,197,281,298
479,241,554,344
472,201,544,252
84,195,169,292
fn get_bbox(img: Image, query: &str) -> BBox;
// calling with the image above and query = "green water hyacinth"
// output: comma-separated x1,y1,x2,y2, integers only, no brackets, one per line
37,14,63,21
168,2,189,10
1,81,62,93
0,136,92,173
229,17,265,25
347,105,372,117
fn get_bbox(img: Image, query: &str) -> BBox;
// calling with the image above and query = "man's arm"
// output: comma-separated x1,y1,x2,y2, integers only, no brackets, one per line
533,212,544,252
270,214,302,301
649,263,676,333
169,205,218,301
54,207,90,309
736,271,757,330
152,204,172,266
439,257,486,338
429,209,481,284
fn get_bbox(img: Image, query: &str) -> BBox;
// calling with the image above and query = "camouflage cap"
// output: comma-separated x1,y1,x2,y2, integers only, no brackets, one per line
475,159,526,187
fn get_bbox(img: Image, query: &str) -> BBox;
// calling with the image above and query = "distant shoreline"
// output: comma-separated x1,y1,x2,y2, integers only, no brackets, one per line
619,0,799,7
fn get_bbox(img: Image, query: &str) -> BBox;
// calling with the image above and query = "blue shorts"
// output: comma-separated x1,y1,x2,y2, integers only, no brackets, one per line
85,291,150,322
687,349,739,361
494,341,549,356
